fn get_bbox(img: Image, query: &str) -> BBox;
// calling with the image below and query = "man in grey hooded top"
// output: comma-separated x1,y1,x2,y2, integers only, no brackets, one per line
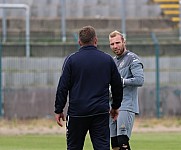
109,30,144,150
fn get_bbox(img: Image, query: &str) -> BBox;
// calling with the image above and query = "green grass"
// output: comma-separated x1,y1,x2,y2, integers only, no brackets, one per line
0,132,181,150
0,134,92,150
131,132,181,150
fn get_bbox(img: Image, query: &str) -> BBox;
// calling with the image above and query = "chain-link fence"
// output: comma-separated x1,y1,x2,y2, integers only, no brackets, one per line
0,39,181,119
0,0,181,119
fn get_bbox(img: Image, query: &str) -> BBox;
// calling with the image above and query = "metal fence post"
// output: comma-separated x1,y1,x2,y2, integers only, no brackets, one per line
61,0,66,42
0,43,3,117
2,0,7,43
121,0,126,38
0,4,30,57
151,32,161,118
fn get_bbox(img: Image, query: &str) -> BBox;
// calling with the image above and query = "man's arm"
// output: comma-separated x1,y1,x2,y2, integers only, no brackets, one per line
110,108,119,121
110,60,123,110
54,57,71,115
55,113,65,127
123,62,144,87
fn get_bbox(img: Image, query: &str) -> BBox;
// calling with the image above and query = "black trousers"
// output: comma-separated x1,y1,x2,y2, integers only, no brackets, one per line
66,113,110,150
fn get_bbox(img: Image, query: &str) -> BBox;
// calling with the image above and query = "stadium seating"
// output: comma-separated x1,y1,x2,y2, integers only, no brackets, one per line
153,0,179,2
153,0,180,23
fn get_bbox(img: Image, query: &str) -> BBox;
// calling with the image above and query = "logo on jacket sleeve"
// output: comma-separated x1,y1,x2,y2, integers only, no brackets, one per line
119,60,125,68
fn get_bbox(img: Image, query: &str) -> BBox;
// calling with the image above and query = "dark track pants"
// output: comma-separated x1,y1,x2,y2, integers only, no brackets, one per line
66,113,110,150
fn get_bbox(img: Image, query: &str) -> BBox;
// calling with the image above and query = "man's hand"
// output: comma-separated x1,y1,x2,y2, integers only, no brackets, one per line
110,108,119,121
55,113,65,127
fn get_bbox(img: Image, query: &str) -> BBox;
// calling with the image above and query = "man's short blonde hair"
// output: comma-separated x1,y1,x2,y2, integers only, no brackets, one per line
109,30,126,42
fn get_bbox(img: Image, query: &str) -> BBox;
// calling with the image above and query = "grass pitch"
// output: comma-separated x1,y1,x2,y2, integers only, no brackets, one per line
0,117,181,150
0,132,181,150
131,132,181,150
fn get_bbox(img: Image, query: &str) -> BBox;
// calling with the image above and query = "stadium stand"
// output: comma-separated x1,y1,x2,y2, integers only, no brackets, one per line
152,0,180,23
0,0,180,56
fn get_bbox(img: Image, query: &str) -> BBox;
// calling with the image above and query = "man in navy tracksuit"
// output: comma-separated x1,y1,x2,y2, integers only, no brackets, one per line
54,26,123,150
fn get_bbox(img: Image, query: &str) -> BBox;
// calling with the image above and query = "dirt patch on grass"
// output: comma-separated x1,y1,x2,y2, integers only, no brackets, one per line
133,117,181,132
0,118,66,135
0,117,181,135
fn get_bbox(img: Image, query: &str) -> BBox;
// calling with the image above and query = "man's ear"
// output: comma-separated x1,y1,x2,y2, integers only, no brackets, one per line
94,37,98,45
123,40,126,45
78,40,82,46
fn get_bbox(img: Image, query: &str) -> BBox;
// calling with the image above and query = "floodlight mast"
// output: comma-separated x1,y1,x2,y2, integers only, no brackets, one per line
0,4,30,57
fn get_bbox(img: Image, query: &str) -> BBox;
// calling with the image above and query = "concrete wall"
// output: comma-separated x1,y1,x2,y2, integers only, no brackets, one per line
0,18,175,32
2,57,181,118
3,57,181,88
139,86,181,117
4,86,181,119
0,0,161,18
1,42,181,57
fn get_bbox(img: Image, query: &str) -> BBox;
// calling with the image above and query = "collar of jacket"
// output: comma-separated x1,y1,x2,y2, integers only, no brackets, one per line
79,45,97,51
116,50,129,60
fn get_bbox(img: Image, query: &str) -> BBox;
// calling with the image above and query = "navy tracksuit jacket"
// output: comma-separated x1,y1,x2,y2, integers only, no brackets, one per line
55,45,123,117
